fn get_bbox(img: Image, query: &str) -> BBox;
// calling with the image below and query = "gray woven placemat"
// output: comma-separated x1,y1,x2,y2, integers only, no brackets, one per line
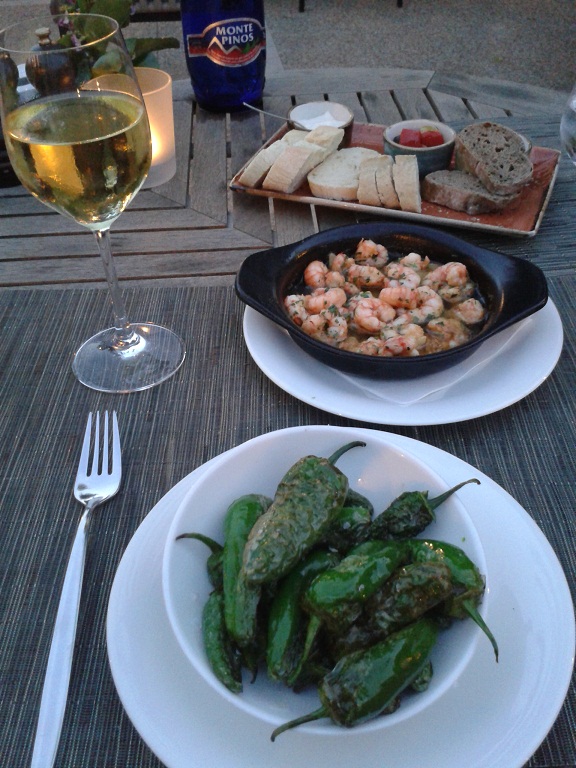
0,280,573,767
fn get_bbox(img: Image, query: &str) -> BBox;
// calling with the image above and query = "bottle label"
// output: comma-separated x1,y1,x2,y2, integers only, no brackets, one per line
186,17,265,68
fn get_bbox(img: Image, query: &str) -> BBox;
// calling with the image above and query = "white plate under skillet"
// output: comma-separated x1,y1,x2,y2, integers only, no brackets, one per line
242,300,563,426
107,426,575,768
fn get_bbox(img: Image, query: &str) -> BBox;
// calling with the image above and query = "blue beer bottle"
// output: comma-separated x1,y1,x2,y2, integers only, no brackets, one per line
181,0,266,111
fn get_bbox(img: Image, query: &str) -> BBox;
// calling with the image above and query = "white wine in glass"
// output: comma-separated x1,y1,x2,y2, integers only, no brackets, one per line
0,14,185,392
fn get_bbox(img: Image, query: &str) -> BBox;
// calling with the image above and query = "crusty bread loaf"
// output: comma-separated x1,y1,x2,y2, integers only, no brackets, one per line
392,155,421,213
307,147,381,201
454,122,533,195
422,170,520,214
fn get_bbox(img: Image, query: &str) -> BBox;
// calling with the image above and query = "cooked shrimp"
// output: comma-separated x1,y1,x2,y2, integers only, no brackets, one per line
399,252,430,271
284,294,308,326
304,287,347,314
302,307,348,345
356,332,421,357
348,263,388,289
384,262,421,289
301,313,326,337
451,298,486,325
354,238,389,269
304,260,328,289
325,270,346,289
426,317,471,348
378,285,417,309
438,280,475,305
402,285,444,325
424,261,469,291
353,296,396,334
329,251,355,273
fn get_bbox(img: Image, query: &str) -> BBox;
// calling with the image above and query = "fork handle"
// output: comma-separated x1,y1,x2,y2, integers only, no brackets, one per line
30,507,91,768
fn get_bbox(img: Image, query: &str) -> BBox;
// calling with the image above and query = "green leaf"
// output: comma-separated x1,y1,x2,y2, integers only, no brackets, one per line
77,0,132,27
125,37,181,67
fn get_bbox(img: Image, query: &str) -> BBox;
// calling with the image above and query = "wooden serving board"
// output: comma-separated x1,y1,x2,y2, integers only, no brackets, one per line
230,123,560,238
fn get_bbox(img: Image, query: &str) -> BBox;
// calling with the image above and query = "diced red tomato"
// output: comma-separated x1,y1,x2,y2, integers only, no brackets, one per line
420,129,445,147
398,128,422,147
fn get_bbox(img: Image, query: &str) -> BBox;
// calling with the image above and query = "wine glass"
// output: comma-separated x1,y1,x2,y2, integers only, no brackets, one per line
560,83,576,167
0,13,185,393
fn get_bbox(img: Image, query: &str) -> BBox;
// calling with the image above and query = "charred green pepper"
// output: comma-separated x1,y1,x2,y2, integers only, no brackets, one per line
322,505,373,553
242,441,365,585
202,590,242,694
367,561,454,634
270,618,439,740
266,549,339,684
368,478,480,539
176,532,223,590
222,493,272,646
408,538,499,661
303,540,410,629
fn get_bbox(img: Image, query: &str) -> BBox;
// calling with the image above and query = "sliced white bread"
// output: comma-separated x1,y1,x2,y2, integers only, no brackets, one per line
422,170,520,214
236,128,323,187
262,141,330,194
392,155,421,213
454,122,533,195
302,125,345,152
356,157,382,206
307,147,381,201
374,154,401,209
237,140,290,187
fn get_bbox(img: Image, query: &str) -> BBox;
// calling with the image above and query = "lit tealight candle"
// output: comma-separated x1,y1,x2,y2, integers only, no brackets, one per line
136,67,177,188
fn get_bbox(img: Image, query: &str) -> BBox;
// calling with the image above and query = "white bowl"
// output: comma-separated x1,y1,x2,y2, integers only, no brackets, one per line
288,101,354,132
162,426,487,735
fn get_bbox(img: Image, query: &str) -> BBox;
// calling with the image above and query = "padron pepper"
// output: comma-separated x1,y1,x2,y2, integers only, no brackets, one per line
202,590,242,694
266,549,339,684
368,478,480,539
367,560,454,635
322,505,373,553
408,538,499,661
270,618,439,740
303,540,410,629
176,532,224,590
222,493,272,647
242,441,365,585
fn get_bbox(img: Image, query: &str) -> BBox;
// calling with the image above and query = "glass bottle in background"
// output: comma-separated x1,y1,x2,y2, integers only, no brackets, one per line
560,83,576,167
181,0,266,111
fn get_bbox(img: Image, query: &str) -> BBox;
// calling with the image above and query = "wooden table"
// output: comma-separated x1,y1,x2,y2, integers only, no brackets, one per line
0,67,570,289
0,68,574,768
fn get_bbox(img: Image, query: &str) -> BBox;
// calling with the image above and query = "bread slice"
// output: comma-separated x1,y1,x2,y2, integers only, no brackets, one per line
357,157,382,206
392,155,421,213
454,122,533,195
375,155,400,209
237,140,290,187
307,147,381,201
302,125,344,152
282,129,310,145
262,141,329,194
422,170,520,214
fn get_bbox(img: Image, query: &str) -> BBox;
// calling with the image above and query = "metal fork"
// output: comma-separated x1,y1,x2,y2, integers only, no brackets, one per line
31,411,122,768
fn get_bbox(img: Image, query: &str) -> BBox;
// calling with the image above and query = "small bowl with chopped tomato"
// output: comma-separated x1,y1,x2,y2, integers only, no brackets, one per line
384,120,456,177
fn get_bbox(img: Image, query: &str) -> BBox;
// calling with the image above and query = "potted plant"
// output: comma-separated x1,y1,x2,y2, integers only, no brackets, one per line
48,0,180,67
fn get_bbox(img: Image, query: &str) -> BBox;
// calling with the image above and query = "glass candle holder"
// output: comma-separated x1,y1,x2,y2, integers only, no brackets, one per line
137,67,177,188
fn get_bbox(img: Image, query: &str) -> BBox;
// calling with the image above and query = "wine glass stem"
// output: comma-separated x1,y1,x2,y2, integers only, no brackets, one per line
94,228,138,347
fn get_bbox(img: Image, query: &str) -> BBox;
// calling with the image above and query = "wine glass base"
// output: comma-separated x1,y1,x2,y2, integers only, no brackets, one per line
72,324,186,393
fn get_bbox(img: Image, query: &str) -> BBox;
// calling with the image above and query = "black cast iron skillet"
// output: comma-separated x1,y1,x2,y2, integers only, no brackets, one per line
235,222,548,379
